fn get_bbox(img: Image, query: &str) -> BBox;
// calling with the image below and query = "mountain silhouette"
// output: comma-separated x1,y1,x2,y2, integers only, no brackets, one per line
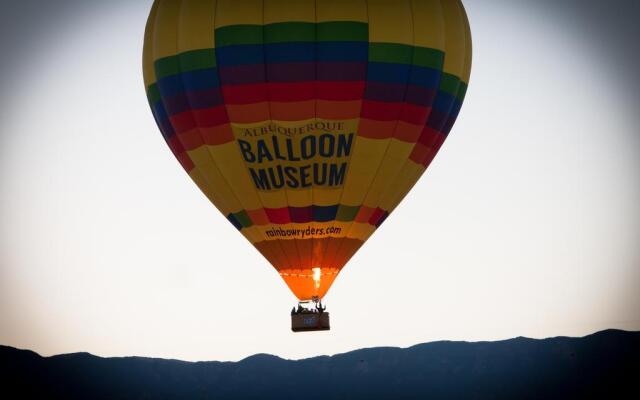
1,329,638,399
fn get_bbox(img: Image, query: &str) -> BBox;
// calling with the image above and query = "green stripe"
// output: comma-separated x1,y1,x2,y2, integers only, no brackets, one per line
439,73,461,96
413,47,444,70
265,22,315,43
216,21,369,46
456,82,468,102
317,21,368,42
178,49,217,72
369,43,412,64
234,210,253,228
154,56,180,80
336,205,360,222
216,25,263,46
369,43,444,70
265,21,367,43
146,83,160,105
154,49,217,80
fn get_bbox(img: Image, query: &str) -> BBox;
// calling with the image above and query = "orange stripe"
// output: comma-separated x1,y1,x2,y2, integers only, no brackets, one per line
200,124,235,145
317,100,362,120
357,118,396,139
226,103,270,123
395,121,424,143
246,208,270,225
270,100,316,121
355,206,375,223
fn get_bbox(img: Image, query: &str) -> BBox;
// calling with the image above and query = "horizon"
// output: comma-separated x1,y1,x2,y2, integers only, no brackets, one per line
3,328,637,362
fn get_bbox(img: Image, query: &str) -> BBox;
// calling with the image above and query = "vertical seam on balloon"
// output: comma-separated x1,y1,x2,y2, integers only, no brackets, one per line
260,0,304,279
362,0,425,217
152,1,233,220
203,1,289,266
172,0,234,219
385,0,468,213
415,1,464,166
262,0,312,282
329,0,418,273
348,0,418,234
309,0,319,283
175,1,282,262
423,0,464,150
321,0,371,276
373,0,445,214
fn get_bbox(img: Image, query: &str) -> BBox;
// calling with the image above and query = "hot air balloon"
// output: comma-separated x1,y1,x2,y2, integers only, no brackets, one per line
143,0,471,332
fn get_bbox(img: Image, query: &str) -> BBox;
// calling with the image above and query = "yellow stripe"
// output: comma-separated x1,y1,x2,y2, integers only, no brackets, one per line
188,169,233,215
379,161,425,212
142,0,160,88
316,0,368,23
186,147,241,214
362,139,415,208
177,0,216,52
340,136,389,206
461,1,473,83
346,222,376,241
411,0,445,51
242,221,374,244
205,143,265,210
264,0,315,24
152,0,182,60
215,0,263,27
367,0,413,45
442,0,467,77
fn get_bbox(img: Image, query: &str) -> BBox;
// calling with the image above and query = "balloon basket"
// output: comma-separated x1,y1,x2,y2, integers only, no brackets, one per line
291,312,330,332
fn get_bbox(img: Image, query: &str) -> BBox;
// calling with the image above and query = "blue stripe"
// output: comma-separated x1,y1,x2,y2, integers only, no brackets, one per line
151,102,175,140
227,214,243,231
216,42,369,66
366,62,411,84
431,92,457,114
265,42,315,63
313,205,338,222
157,68,219,97
317,42,368,62
426,109,448,130
408,66,441,89
216,45,263,66
181,68,220,91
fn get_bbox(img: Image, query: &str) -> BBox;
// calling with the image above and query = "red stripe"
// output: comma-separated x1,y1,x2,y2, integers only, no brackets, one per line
222,83,268,104
169,107,230,134
400,103,431,125
368,208,385,226
317,81,365,101
177,129,204,151
360,100,403,121
221,81,367,104
201,124,235,145
193,106,229,128
268,82,315,102
420,136,446,167
169,112,197,133
355,206,375,223
166,135,185,155
176,151,194,171
417,126,444,147
265,207,291,224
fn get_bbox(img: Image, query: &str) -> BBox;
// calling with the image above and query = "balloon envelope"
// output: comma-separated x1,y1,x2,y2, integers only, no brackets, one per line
143,0,472,301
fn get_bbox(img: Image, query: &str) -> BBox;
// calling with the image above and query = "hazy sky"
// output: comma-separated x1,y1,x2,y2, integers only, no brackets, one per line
1,0,639,362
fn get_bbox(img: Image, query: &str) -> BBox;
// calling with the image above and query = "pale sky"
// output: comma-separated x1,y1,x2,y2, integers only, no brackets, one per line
1,0,639,362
